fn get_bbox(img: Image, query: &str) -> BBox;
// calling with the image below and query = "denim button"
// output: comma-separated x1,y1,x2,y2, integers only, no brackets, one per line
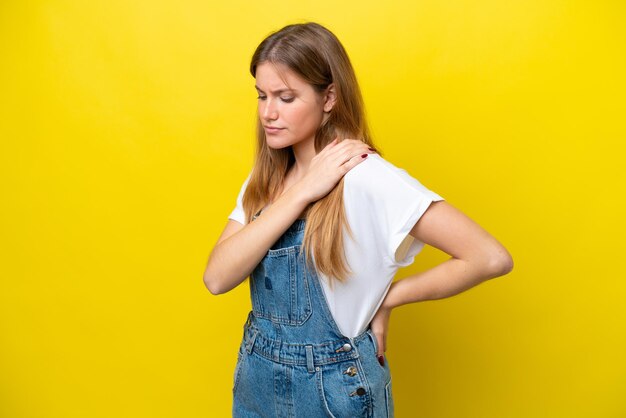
343,366,357,377
335,343,353,353
350,387,366,396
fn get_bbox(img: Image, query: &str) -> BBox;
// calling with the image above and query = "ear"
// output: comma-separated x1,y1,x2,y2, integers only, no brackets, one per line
323,83,337,113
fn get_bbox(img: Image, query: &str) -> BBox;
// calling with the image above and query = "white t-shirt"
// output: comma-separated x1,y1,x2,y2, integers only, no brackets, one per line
228,153,444,338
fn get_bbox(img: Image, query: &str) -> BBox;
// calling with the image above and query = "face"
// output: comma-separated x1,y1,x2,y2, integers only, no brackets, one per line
255,62,335,149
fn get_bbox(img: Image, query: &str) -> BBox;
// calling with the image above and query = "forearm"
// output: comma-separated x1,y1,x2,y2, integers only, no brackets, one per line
204,186,310,294
382,257,507,309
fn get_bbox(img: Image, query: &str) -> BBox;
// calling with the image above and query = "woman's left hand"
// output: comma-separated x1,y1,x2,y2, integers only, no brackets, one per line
369,305,392,366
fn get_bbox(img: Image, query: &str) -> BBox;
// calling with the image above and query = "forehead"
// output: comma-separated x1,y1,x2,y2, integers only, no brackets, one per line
255,62,313,92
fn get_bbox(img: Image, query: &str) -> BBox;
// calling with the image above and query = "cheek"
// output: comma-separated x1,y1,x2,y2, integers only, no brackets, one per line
291,104,323,128
256,103,262,118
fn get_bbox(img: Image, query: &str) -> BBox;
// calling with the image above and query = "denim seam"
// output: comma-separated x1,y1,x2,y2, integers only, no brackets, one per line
385,378,393,418
316,367,338,418
353,355,374,417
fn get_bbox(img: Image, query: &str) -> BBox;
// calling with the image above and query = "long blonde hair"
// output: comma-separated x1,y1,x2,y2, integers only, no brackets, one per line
243,22,382,287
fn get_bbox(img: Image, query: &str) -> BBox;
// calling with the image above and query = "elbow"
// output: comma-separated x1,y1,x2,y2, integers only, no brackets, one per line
203,270,225,295
487,249,514,277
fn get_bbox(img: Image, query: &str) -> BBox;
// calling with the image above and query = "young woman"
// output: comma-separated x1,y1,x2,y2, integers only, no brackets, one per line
204,22,513,418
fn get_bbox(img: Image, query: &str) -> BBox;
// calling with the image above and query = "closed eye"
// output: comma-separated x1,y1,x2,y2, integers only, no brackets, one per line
256,95,294,103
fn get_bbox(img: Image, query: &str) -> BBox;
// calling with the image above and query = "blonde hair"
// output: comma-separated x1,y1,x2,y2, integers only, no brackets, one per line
243,22,383,287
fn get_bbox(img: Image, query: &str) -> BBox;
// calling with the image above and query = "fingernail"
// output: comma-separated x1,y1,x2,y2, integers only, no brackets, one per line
377,355,385,366
361,154,368,158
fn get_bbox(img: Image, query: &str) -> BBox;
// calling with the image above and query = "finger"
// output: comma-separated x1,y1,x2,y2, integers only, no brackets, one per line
326,140,376,169
338,152,369,174
330,144,374,167
346,144,377,163
377,335,385,356
342,142,377,159
376,335,385,366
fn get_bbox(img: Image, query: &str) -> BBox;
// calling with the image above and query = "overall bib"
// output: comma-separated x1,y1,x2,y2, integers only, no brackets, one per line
232,218,395,417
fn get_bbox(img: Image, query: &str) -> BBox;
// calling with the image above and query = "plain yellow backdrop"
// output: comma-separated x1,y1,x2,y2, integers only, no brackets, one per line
1,1,624,417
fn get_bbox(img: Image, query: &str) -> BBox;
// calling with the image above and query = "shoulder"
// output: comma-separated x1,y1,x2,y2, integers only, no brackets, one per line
343,153,429,195
235,170,253,195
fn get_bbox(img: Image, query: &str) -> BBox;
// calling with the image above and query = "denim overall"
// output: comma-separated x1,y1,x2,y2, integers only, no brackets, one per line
232,217,395,417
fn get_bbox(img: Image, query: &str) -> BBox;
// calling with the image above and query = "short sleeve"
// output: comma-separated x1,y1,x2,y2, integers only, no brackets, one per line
344,154,444,267
228,172,252,225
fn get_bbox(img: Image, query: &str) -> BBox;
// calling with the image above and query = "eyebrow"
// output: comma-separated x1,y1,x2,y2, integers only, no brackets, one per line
255,85,297,94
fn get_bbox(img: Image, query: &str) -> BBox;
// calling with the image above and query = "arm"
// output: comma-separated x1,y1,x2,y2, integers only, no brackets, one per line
382,200,514,309
369,200,514,359
203,185,310,295
203,139,376,295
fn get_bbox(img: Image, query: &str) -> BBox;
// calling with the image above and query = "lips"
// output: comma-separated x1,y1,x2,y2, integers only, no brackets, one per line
264,126,284,133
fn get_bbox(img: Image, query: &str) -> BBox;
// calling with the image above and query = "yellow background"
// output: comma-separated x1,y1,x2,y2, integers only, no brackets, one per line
1,1,624,417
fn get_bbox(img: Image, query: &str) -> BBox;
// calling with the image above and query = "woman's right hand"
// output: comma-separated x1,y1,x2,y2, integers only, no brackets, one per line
295,138,376,204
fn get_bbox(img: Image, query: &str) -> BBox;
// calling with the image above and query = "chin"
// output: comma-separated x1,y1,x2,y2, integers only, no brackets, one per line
266,139,295,150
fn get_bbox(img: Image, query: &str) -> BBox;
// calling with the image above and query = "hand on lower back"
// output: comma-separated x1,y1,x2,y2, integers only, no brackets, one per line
370,305,391,364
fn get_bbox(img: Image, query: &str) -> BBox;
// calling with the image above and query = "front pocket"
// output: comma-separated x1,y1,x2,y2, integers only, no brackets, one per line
316,363,369,418
250,245,312,326
368,329,379,355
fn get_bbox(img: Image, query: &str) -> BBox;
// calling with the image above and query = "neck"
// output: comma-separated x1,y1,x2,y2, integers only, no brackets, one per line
290,135,317,179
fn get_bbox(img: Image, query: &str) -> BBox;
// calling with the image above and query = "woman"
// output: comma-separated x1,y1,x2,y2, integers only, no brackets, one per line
204,22,513,417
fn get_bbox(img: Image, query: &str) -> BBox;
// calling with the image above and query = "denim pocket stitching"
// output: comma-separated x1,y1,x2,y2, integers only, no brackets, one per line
251,245,312,326
315,367,338,418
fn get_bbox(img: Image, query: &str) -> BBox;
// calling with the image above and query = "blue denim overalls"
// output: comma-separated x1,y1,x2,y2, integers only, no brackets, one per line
232,217,395,417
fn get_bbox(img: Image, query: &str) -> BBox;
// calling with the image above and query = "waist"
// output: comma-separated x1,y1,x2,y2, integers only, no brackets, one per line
242,312,371,367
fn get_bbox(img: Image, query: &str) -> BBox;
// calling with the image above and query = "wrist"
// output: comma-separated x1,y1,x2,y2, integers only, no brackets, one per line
285,183,312,207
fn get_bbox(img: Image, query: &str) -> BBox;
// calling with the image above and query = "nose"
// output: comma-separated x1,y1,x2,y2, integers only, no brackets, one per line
261,98,278,121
